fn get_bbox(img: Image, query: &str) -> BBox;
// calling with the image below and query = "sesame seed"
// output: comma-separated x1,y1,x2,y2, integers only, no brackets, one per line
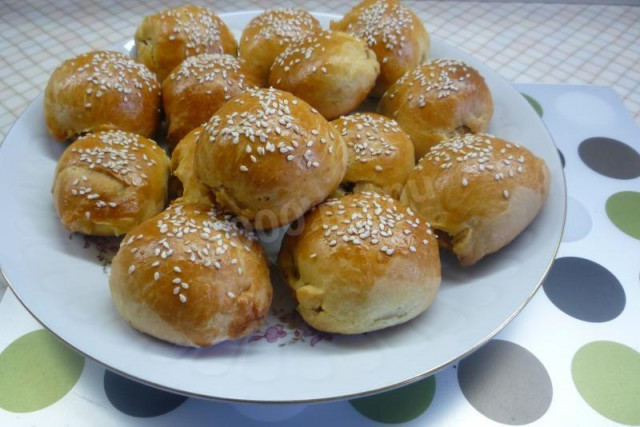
154,272,160,281
179,294,187,303
128,265,136,274
503,190,510,199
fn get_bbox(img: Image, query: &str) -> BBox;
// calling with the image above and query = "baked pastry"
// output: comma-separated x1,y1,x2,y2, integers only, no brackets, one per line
52,130,170,236
239,8,321,86
134,5,238,82
278,192,440,334
330,112,414,198
378,59,493,160
401,133,550,266
195,88,348,230
44,50,160,141
162,53,260,145
109,202,272,347
269,30,379,120
331,0,430,97
171,126,212,203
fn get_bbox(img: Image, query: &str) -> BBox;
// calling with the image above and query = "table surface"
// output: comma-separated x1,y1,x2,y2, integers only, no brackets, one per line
1,1,640,426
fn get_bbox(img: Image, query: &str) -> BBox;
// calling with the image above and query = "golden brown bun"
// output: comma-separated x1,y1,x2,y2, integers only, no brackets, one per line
44,51,160,141
171,126,213,204
379,59,493,160
401,133,550,266
278,192,440,334
52,130,170,236
330,112,414,198
239,8,321,86
134,5,238,82
269,30,379,120
162,53,261,145
331,0,429,97
195,88,348,230
109,202,272,347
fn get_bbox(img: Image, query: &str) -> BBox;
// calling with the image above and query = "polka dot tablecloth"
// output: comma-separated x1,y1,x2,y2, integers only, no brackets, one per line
0,83,639,426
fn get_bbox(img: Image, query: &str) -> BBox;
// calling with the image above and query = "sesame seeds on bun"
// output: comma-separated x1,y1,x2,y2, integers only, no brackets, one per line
331,0,430,97
109,201,272,347
401,133,550,266
331,112,414,198
195,88,348,230
44,50,161,141
52,130,170,236
269,30,380,120
379,59,494,160
278,191,440,334
240,8,321,85
135,5,238,82
162,53,261,145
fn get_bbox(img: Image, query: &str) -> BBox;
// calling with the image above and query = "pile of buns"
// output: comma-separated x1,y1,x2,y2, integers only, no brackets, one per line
45,1,550,348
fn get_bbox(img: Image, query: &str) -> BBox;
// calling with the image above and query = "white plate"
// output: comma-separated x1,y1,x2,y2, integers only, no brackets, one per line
0,11,565,403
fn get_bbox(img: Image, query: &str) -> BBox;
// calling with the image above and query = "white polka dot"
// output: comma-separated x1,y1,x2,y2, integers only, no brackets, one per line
555,91,616,127
562,196,592,242
231,403,306,422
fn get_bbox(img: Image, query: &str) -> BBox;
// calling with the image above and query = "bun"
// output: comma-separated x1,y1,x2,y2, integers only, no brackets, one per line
269,30,379,120
162,53,260,145
44,51,160,141
331,0,429,97
239,8,321,86
134,5,237,82
330,112,414,198
278,192,440,334
109,202,272,347
401,133,550,266
52,130,170,236
171,126,212,204
379,59,493,160
195,88,347,230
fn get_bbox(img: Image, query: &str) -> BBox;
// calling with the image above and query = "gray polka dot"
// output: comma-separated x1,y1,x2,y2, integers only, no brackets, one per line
104,370,187,417
562,196,592,242
543,257,625,322
558,149,565,168
579,137,640,179
458,340,552,425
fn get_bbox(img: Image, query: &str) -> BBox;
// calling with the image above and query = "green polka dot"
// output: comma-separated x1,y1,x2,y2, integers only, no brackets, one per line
522,93,543,117
572,341,640,425
606,191,640,240
0,329,84,412
350,376,435,424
